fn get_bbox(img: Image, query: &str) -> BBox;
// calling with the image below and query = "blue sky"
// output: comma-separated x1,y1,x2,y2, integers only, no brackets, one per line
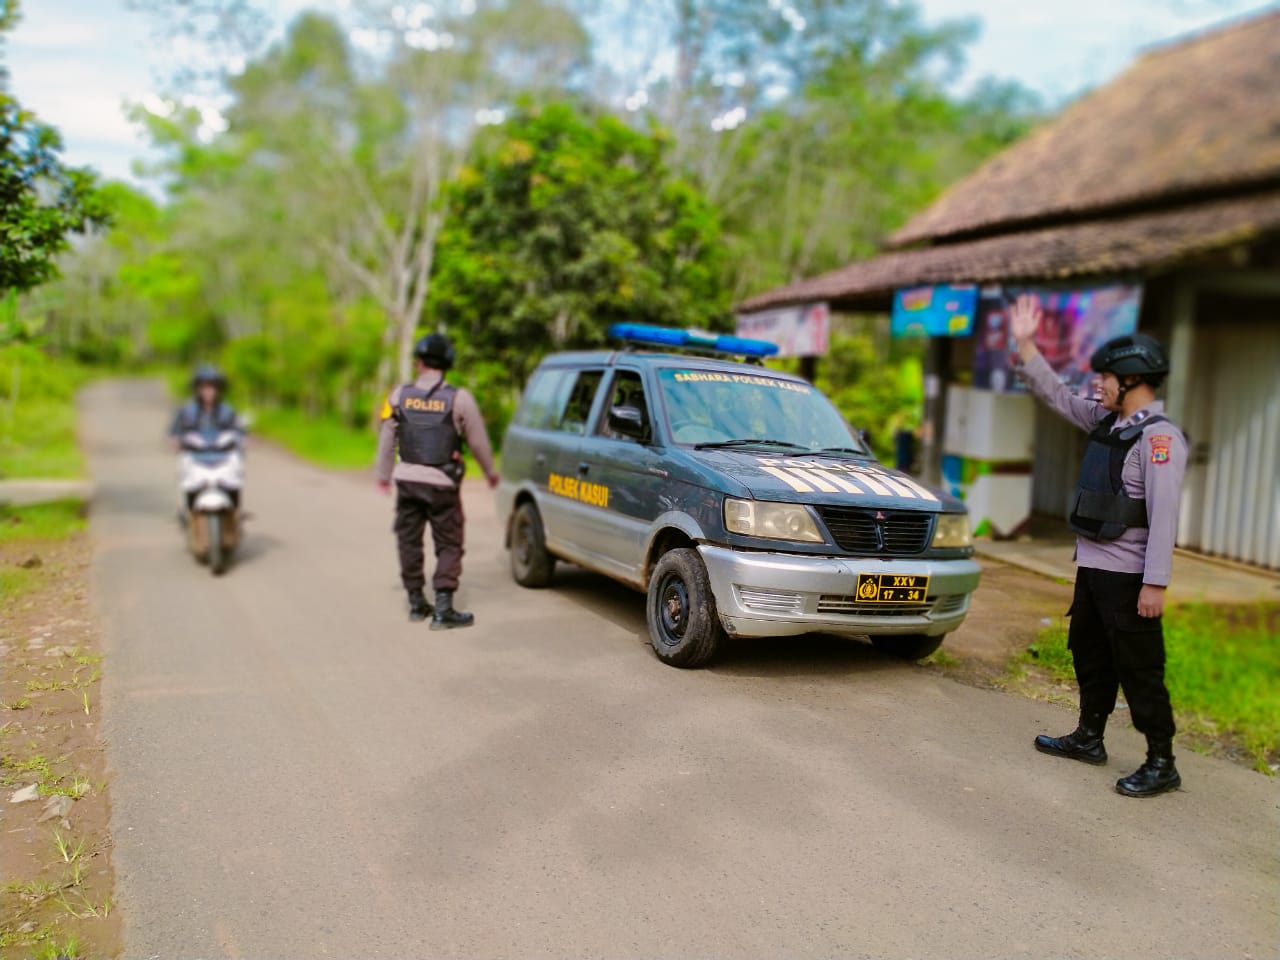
5,0,1276,184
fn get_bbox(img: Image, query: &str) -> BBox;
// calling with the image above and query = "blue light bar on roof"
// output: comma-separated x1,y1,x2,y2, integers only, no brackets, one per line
608,323,780,358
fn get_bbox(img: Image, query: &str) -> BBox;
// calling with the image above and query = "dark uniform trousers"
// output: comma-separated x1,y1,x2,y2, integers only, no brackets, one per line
1068,567,1176,740
393,481,465,593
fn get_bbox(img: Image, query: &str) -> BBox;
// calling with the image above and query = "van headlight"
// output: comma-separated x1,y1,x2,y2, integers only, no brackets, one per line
931,513,972,548
725,498,824,543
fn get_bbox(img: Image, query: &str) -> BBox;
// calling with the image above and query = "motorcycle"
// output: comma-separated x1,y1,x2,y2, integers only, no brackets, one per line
178,429,245,575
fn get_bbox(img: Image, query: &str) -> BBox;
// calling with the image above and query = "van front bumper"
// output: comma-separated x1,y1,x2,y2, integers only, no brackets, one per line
698,545,982,639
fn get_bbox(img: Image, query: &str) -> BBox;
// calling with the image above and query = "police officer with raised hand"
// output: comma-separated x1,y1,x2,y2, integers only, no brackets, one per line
375,333,500,628
1010,294,1187,798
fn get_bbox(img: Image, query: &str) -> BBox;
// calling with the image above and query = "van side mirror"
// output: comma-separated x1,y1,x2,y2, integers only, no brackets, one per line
608,405,647,441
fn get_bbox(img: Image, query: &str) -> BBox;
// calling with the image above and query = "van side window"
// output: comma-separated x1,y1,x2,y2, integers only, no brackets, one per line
597,370,650,442
555,370,604,434
514,369,571,430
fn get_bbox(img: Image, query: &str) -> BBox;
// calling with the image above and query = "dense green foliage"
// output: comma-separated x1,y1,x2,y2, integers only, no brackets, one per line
434,103,730,384
12,0,1040,455
0,344,88,478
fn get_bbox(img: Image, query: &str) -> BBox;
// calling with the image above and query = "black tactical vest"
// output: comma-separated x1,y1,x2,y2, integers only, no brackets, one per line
393,380,460,467
1069,412,1170,541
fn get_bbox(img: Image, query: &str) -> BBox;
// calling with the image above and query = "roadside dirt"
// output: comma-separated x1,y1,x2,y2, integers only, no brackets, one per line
1,532,120,959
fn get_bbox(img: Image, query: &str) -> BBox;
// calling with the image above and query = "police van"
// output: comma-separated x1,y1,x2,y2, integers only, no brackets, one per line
496,324,981,668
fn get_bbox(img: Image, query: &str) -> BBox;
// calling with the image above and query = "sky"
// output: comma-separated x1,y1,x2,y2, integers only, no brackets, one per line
5,0,1276,185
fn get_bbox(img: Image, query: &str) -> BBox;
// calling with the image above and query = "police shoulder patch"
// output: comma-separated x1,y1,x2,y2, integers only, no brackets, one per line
379,398,394,421
1149,434,1172,464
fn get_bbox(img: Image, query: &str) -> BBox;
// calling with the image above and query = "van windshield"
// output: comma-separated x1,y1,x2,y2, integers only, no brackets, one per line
656,368,867,453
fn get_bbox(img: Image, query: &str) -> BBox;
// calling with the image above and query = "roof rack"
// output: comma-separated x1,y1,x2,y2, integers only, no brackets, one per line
607,323,779,365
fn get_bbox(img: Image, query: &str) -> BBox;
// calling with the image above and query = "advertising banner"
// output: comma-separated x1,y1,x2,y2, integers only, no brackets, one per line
972,283,1143,395
891,284,978,337
735,302,830,357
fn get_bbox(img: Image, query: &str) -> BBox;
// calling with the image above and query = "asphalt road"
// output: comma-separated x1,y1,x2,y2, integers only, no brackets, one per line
85,381,1279,960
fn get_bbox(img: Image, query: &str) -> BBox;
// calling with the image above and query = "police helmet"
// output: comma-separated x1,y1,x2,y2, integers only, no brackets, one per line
1089,333,1168,379
192,363,227,391
414,332,455,371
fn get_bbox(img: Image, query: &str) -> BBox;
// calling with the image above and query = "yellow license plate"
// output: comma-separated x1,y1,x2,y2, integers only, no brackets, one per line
855,573,930,604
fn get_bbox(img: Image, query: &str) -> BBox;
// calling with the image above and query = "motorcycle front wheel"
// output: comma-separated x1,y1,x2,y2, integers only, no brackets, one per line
207,512,226,576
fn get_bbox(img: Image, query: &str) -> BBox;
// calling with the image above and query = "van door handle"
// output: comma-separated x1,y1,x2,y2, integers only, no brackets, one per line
578,461,590,475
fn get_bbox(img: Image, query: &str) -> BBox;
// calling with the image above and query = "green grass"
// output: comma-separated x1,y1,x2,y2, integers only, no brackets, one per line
0,346,90,480
252,405,497,477
0,500,87,544
1018,603,1280,772
251,407,376,470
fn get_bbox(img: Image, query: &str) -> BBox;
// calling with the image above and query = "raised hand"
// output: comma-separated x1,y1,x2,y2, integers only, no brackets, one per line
1009,293,1043,343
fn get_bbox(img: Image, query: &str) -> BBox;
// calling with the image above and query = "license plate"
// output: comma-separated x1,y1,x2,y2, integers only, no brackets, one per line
855,573,930,604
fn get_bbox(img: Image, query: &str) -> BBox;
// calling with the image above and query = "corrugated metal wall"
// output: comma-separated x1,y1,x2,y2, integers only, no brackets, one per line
1180,323,1280,569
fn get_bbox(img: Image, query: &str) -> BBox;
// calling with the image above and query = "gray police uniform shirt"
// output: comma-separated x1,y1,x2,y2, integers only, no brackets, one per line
1017,352,1187,586
374,372,497,488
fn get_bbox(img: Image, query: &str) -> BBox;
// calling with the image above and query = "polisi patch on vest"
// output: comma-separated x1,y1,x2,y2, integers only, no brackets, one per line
403,396,448,413
1149,434,1172,464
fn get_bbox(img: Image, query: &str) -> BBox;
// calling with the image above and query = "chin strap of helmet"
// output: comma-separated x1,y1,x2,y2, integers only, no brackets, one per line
1114,374,1142,409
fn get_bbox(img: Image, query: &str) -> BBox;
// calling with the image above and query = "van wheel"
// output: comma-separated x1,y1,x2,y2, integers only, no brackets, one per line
871,633,944,660
511,502,555,588
647,548,722,668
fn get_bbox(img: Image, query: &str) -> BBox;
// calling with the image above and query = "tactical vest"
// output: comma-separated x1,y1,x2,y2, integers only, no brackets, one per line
394,380,460,467
1069,412,1170,541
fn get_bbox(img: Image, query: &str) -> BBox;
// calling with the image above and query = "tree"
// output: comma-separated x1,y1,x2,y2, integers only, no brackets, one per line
221,3,589,389
431,102,730,390
1,1,106,305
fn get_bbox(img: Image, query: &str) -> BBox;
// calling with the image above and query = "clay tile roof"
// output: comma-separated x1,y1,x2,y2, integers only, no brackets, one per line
889,9,1280,247
738,189,1280,312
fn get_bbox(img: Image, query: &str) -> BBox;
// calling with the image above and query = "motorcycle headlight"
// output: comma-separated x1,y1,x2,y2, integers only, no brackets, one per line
724,498,824,543
930,513,972,548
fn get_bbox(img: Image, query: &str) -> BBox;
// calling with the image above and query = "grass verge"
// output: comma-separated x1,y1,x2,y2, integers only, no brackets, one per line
1013,603,1280,773
0,346,91,481
250,407,375,470
0,500,88,544
251,405,496,477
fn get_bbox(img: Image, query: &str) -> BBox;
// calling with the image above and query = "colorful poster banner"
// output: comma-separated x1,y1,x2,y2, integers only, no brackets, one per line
735,302,830,357
972,283,1143,395
891,284,978,337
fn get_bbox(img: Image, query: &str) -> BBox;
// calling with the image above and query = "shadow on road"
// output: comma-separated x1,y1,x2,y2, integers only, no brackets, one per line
549,564,915,680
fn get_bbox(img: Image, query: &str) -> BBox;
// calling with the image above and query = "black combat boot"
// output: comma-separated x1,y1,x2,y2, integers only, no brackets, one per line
1115,738,1181,798
407,588,432,623
430,591,475,630
1034,714,1108,765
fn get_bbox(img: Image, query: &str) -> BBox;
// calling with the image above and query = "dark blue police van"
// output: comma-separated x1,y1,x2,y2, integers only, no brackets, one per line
496,325,980,668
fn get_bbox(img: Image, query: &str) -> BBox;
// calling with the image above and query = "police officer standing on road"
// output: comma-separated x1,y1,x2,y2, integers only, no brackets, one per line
1010,294,1187,798
375,333,500,628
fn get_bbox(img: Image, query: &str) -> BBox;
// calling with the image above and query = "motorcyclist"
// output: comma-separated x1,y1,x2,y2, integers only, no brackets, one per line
170,365,245,516
170,365,243,447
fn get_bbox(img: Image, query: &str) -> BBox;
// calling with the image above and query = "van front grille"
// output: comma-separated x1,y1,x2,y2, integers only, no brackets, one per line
818,508,932,555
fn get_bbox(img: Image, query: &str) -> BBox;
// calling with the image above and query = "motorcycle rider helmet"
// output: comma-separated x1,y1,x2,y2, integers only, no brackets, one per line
191,363,228,393
414,333,456,371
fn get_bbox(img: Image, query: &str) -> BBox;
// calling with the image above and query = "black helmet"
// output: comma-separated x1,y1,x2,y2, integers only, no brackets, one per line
192,364,227,391
1089,333,1168,378
413,332,455,371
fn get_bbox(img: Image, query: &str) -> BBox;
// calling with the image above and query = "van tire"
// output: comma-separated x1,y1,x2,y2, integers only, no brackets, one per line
871,633,944,660
510,502,555,588
647,548,722,668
